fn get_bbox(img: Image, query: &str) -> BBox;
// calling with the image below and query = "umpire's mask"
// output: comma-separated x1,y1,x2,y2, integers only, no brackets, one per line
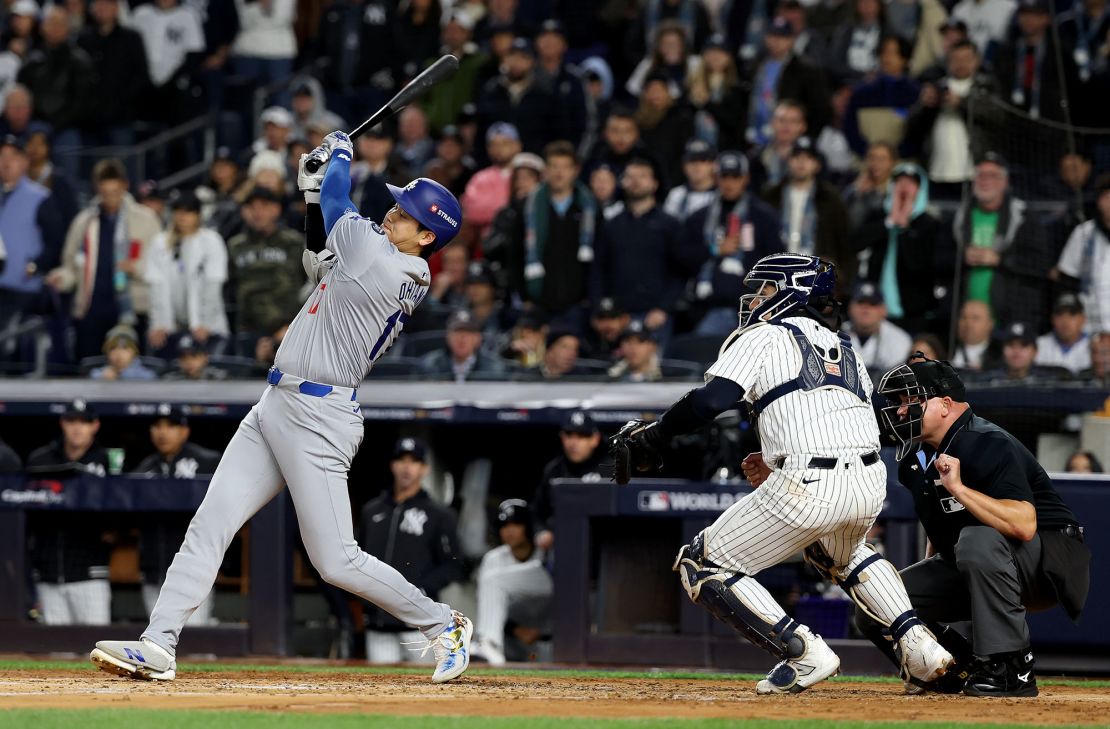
876,354,966,460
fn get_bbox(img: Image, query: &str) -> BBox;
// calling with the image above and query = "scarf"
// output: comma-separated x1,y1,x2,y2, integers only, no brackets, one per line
524,182,597,300
1011,38,1046,118
879,163,930,319
696,195,750,299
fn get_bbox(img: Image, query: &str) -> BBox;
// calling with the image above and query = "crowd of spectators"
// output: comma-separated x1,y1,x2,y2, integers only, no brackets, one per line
0,0,1106,388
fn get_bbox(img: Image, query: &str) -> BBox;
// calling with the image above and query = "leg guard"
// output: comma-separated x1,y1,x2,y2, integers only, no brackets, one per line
674,539,805,660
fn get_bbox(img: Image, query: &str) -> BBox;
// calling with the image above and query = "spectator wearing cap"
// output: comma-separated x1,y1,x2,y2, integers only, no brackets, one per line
912,18,972,83
459,121,521,242
845,141,896,231
585,107,656,181
289,76,347,142
25,399,112,625
634,70,695,190
24,128,78,229
587,297,631,361
480,151,543,271
982,321,1068,383
626,20,700,100
396,106,436,175
527,326,586,380
226,186,305,354
624,0,710,78
472,498,553,666
510,140,596,328
681,150,781,335
360,437,464,664
855,162,946,334
48,158,161,361
749,99,807,194
992,0,1078,123
348,124,412,221
687,35,748,152
134,403,220,626
77,0,149,162
953,298,1002,371
951,0,1016,56
89,323,157,380
592,157,687,346
954,154,1053,331
500,312,547,368
843,281,914,372
608,320,662,382
842,35,919,157
0,133,65,361
162,335,226,380
3,2,40,61
1035,294,1091,375
824,0,885,85
418,309,507,381
423,126,477,197
310,0,397,125
532,410,610,549
419,13,486,134
144,190,229,358
230,0,296,104
196,149,244,240
663,139,717,223
1057,0,1110,96
475,37,566,165
247,106,294,170
1054,173,1110,338
473,20,515,88
462,261,509,338
745,17,832,148
761,137,852,283
533,20,587,149
129,0,205,129
903,40,1000,200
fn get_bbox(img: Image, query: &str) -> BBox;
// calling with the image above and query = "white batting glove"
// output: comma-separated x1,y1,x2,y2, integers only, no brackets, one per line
301,248,337,285
298,148,328,204
323,131,353,162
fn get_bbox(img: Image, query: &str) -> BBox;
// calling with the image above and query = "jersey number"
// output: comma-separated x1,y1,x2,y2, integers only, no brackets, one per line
308,284,326,314
370,308,409,360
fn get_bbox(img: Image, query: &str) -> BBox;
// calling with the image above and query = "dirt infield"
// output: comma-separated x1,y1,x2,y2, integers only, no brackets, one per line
0,669,1107,725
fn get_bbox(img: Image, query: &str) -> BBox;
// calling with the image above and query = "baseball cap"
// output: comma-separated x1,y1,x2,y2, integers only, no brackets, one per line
790,136,820,159
496,498,531,526
447,11,475,31
508,37,534,56
767,17,795,37
537,19,565,36
244,186,281,205
177,335,206,355
486,121,521,144
545,326,579,349
561,409,598,435
213,146,236,163
446,309,482,332
62,398,98,421
939,17,969,33
260,106,294,128
439,125,464,144
392,437,427,462
516,312,546,331
1053,292,1084,315
891,163,923,185
717,150,749,177
683,139,716,163
1016,0,1049,13
103,323,140,353
907,358,967,402
169,189,201,212
1002,322,1036,346
851,281,885,305
153,402,188,426
0,134,24,153
11,0,39,18
703,34,729,52
619,319,658,343
464,261,494,286
510,151,545,174
977,151,1009,170
593,297,625,319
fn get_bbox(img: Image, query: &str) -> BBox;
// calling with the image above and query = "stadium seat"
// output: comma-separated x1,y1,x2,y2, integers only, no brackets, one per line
664,334,724,368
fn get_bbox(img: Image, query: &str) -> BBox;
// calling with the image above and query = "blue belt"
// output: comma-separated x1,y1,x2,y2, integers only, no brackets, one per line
267,366,355,399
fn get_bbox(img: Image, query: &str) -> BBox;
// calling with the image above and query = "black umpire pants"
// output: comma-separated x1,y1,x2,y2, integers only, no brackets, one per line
857,526,1066,662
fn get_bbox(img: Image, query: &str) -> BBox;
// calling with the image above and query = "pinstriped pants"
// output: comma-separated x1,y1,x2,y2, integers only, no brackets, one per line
705,457,887,575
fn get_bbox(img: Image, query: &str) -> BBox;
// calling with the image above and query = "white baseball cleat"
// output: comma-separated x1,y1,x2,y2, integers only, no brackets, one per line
469,637,507,666
90,638,176,681
897,624,955,684
756,626,841,694
417,611,473,683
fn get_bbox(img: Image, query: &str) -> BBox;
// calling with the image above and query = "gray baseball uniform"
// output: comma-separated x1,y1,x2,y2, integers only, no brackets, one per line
142,212,450,656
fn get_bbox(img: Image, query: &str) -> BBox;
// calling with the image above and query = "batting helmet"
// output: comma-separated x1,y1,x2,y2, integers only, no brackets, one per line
386,178,462,252
739,253,836,330
496,498,534,541
875,354,966,460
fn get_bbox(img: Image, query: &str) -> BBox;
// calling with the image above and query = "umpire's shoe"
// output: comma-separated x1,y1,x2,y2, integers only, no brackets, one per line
964,649,1038,697
755,625,840,694
90,638,176,681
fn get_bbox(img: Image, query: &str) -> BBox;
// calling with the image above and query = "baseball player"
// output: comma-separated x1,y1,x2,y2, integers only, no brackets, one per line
89,131,474,684
611,253,954,693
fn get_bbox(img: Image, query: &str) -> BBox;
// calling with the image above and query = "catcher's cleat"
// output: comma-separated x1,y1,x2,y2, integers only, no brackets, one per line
755,626,840,695
90,638,176,681
408,610,473,683
896,623,955,684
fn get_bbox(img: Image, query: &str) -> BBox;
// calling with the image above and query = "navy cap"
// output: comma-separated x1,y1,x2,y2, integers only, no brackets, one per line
717,150,749,177
791,136,820,159
1016,0,1049,12
177,335,206,355
464,261,494,286
561,409,598,435
169,189,201,212
509,37,534,56
245,186,281,205
0,134,24,153
1053,292,1084,314
447,309,482,332
768,16,795,36
703,34,728,52
619,319,659,343
978,151,1009,169
1002,322,1036,346
939,17,969,33
392,437,427,462
545,326,579,349
537,19,565,36
593,296,626,318
154,402,188,426
62,398,98,421
851,281,884,304
683,138,716,162
496,498,531,526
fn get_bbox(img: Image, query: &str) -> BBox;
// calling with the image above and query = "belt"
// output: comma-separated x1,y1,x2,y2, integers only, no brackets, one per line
772,451,880,470
267,366,357,400
1059,524,1085,542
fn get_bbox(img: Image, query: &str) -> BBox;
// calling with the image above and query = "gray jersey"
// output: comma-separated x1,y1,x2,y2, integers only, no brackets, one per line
276,213,430,388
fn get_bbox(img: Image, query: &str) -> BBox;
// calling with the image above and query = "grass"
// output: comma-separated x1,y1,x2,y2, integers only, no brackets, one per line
0,712,1100,729
0,659,1106,688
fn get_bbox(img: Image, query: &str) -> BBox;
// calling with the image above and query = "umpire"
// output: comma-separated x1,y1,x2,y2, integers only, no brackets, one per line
863,355,1090,697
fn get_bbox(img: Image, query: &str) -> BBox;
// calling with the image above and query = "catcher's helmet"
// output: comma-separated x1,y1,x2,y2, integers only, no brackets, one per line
875,354,966,460
739,253,837,329
386,178,462,251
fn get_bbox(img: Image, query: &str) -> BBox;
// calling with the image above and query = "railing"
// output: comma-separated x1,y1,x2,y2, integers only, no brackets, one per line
0,316,50,378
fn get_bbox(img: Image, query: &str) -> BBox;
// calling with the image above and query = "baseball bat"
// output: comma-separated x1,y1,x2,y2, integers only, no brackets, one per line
305,54,460,173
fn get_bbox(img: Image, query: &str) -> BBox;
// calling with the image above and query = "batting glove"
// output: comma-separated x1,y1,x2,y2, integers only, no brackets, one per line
298,148,329,204
323,131,354,162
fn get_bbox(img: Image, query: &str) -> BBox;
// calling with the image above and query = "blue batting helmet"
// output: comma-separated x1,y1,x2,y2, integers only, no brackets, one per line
739,254,837,329
386,178,462,252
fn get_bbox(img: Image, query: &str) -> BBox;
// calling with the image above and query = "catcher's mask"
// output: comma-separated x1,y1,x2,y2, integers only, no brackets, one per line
738,254,837,330
876,353,966,460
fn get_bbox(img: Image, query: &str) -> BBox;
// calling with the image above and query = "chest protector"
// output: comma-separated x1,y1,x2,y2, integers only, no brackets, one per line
752,321,868,415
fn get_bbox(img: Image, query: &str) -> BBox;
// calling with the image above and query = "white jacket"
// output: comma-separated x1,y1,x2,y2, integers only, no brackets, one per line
144,228,230,336
232,0,297,60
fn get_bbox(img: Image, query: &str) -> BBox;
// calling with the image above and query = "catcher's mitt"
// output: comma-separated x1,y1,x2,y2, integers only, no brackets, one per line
608,419,666,484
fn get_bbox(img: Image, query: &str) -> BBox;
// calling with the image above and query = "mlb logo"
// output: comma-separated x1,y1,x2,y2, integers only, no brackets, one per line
824,362,841,376
638,491,670,512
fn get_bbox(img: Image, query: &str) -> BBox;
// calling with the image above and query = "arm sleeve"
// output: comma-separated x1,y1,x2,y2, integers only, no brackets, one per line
320,152,357,234
304,202,326,253
658,376,746,437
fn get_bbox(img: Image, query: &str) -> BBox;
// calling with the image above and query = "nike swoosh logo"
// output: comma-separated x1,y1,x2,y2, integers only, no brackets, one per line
801,478,820,484
1017,671,1031,682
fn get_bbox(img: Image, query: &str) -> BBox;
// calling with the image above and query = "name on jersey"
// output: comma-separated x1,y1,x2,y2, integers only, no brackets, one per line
398,279,427,307
638,490,740,513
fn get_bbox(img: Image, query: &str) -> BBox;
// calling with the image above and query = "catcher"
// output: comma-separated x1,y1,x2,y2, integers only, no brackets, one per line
611,253,954,694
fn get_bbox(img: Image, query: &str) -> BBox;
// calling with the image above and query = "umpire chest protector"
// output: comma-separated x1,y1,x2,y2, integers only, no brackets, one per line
752,321,867,415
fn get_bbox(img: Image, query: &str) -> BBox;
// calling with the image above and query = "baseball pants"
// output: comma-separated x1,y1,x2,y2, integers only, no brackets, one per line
143,381,453,655
142,584,213,627
365,630,434,664
475,560,553,650
37,580,111,625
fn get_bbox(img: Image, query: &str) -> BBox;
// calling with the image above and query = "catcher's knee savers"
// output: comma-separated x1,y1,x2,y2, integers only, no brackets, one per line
673,535,806,660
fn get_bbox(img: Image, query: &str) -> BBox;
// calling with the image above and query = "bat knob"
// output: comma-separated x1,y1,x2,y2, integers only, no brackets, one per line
305,157,324,174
